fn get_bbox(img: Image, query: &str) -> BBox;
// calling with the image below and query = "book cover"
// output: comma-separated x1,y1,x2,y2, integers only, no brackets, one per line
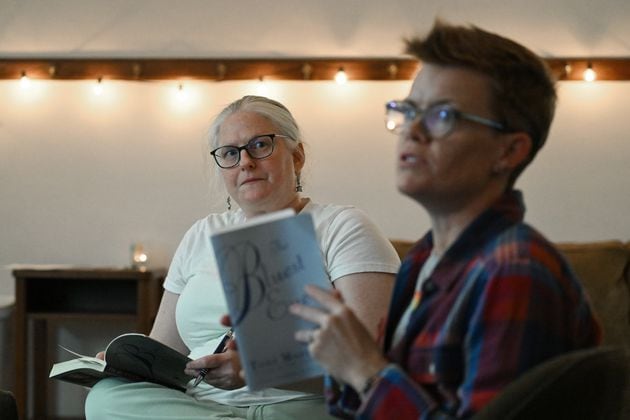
211,209,331,391
49,333,193,391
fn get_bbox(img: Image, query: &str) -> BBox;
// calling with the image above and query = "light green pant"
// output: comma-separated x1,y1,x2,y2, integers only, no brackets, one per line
85,378,335,420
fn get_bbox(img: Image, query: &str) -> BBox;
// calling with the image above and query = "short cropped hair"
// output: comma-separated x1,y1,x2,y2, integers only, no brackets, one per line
405,21,557,182
208,95,302,151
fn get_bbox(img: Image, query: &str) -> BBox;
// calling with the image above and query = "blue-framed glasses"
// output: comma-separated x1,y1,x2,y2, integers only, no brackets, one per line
385,100,506,138
210,134,290,169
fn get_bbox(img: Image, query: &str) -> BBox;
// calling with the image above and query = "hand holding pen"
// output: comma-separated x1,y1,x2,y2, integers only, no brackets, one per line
192,329,234,387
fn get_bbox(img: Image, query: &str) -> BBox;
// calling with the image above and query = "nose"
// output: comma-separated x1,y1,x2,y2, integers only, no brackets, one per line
403,116,430,144
237,148,256,168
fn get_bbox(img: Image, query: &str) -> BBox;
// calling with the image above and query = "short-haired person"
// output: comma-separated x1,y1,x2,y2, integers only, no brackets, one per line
85,95,400,419
290,21,602,418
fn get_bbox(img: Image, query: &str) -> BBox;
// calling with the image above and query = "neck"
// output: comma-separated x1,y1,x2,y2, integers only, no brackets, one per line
427,187,505,255
242,195,308,219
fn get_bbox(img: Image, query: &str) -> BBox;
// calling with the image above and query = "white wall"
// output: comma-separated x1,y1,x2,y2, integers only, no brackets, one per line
2,78,630,299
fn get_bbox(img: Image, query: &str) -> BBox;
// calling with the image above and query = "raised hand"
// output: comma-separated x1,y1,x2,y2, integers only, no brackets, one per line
290,285,388,392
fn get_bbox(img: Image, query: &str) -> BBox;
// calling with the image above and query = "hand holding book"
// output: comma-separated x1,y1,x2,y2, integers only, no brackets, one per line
290,284,389,394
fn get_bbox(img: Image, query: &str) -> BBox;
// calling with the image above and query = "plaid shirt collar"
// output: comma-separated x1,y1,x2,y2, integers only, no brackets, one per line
384,189,526,350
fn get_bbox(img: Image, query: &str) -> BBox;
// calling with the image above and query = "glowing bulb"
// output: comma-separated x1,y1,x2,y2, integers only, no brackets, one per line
131,243,148,271
256,76,269,96
19,71,30,88
564,63,572,78
176,83,185,101
334,67,348,85
171,82,195,112
583,63,596,82
386,120,397,131
93,78,104,96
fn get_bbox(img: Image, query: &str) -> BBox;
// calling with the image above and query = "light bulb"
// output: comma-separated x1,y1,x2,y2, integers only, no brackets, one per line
564,62,572,78
93,77,104,96
334,67,348,85
19,71,30,88
256,76,269,96
176,83,185,101
583,63,596,82
171,82,195,111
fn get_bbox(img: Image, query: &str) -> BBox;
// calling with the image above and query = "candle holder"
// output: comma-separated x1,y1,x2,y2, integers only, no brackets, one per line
130,243,148,271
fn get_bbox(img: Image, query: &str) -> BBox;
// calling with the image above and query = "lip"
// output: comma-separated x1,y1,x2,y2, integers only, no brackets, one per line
240,177,265,186
398,151,423,168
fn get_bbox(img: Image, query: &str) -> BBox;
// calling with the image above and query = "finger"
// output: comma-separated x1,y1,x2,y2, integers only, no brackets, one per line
186,354,223,370
294,328,314,344
304,284,345,311
289,301,328,324
226,338,238,351
184,366,203,376
295,327,321,345
220,314,232,327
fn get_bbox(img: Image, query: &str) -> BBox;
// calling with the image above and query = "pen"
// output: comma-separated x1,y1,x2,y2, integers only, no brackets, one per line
192,328,233,387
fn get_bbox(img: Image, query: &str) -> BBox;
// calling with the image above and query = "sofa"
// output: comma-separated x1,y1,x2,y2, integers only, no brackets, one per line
390,239,630,349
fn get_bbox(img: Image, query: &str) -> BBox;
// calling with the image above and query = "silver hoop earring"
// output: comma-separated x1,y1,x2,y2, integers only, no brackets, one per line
227,196,232,211
295,174,303,192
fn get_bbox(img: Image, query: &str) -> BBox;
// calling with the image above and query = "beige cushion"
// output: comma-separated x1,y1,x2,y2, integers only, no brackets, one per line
558,241,630,348
390,239,415,260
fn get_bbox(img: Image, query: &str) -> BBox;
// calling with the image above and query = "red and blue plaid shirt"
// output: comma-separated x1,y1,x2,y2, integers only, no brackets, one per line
326,190,602,419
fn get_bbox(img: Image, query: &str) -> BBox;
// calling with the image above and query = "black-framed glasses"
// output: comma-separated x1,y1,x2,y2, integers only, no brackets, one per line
210,134,289,169
385,100,506,138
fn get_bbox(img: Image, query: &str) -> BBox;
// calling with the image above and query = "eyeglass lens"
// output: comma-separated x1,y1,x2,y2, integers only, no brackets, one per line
385,102,455,137
212,135,275,168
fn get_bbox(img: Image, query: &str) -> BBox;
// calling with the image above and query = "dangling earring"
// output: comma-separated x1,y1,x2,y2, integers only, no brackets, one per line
295,173,303,192
227,196,232,211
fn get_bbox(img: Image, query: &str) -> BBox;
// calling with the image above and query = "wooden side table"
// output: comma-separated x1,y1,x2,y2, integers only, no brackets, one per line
12,267,165,420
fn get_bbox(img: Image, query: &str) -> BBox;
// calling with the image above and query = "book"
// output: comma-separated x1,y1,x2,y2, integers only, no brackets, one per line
49,333,193,391
211,209,332,391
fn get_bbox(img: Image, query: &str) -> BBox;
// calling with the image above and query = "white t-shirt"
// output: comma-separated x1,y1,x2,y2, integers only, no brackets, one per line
163,199,400,406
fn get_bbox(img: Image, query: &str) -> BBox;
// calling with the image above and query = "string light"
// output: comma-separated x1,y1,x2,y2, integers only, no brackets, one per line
564,62,572,78
583,62,596,82
170,81,197,112
176,83,185,100
93,77,104,96
334,67,348,84
19,71,30,88
301,63,313,80
216,63,227,81
256,76,269,96
387,63,399,80
2,58,627,82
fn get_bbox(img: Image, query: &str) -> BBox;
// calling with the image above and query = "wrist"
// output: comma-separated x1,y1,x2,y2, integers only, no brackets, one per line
351,359,388,397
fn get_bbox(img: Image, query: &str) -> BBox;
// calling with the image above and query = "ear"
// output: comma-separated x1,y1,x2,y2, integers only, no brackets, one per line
493,132,532,174
292,143,305,173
